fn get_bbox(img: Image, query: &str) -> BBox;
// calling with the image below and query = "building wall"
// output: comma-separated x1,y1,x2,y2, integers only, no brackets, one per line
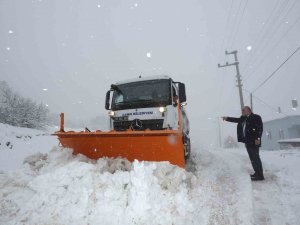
261,116,300,150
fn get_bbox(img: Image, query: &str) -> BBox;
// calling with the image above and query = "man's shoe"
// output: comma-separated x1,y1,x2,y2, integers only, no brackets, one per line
251,175,264,181
250,173,257,178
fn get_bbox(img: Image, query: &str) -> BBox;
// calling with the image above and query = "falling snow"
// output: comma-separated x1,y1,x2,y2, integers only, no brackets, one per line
146,52,151,58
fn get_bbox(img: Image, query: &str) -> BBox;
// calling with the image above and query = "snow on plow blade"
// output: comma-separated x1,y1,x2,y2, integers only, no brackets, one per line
54,114,185,167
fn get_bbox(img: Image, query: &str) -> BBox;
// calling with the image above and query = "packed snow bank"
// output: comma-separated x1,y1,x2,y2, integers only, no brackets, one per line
0,146,257,225
0,147,209,225
0,123,58,171
259,150,300,225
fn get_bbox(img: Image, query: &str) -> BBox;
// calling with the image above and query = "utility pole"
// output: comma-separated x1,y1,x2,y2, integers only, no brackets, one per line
250,92,253,111
217,119,222,148
218,50,245,109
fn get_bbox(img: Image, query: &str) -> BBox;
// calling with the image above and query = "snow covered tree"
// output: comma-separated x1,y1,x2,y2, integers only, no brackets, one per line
0,81,49,129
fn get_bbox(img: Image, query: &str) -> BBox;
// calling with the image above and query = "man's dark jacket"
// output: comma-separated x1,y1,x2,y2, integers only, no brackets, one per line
226,113,263,147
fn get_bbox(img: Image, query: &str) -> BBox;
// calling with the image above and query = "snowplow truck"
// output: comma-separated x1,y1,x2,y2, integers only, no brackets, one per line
54,75,190,167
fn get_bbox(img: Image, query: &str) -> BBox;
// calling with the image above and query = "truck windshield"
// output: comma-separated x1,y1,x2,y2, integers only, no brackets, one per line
112,79,171,110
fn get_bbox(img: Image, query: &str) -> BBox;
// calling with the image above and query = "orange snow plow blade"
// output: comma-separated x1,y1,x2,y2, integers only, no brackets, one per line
54,114,185,167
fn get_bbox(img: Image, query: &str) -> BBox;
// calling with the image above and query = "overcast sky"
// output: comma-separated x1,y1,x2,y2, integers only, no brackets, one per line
1,0,300,147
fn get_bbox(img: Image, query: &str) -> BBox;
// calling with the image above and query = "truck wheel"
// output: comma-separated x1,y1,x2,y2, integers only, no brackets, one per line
183,136,191,160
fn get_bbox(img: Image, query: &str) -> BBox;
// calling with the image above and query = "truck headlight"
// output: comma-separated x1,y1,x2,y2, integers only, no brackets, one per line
159,107,166,113
108,111,115,117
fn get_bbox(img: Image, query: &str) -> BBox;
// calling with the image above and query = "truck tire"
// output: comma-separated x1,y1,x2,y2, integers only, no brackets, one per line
183,135,191,161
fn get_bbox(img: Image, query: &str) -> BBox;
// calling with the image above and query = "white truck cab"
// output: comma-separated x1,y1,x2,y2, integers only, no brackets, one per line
105,75,191,158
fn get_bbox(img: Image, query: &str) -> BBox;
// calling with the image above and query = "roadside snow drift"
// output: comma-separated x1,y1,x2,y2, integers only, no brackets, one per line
2,148,300,225
0,146,256,225
0,148,205,225
0,123,58,171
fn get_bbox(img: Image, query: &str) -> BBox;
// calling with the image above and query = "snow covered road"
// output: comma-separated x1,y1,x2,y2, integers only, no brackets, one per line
0,124,300,225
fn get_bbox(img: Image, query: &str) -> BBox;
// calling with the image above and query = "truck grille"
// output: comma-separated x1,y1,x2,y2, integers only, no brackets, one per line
113,119,164,131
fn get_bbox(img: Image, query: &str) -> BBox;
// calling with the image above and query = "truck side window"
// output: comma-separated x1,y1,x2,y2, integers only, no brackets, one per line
172,86,177,97
172,85,178,105
114,92,124,104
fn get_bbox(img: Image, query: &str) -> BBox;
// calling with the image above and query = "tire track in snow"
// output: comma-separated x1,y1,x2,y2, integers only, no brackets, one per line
187,149,253,225
226,149,287,225
251,165,286,225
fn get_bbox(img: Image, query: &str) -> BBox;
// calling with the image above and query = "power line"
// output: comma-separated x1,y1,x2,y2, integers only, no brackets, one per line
216,0,234,110
217,0,256,113
241,0,289,72
227,0,244,48
217,0,250,111
242,0,289,71
251,0,291,50
252,45,300,93
229,0,249,48
242,0,299,79
219,0,235,57
215,0,235,72
241,0,281,62
243,88,288,116
243,13,300,83
251,95,288,116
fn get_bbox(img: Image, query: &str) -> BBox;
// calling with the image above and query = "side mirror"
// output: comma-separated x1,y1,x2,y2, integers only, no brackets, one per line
178,82,186,103
181,102,187,106
105,90,111,110
292,99,298,109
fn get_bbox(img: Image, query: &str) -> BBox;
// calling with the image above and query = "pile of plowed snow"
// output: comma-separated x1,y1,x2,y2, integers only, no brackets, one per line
0,123,58,170
0,147,209,225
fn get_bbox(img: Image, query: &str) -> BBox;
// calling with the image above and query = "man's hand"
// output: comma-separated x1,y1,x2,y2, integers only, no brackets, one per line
255,139,261,145
222,116,228,121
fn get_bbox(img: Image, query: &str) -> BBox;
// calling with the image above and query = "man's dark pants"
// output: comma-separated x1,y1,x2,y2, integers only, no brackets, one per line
245,144,263,177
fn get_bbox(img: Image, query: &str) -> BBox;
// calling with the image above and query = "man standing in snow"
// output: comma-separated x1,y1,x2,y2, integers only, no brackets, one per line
222,106,264,181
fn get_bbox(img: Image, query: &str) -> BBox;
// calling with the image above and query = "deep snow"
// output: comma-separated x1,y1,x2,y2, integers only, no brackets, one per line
0,123,58,171
0,123,300,225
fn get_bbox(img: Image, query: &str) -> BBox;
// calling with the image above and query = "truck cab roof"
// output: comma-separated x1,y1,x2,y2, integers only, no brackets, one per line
115,75,173,85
